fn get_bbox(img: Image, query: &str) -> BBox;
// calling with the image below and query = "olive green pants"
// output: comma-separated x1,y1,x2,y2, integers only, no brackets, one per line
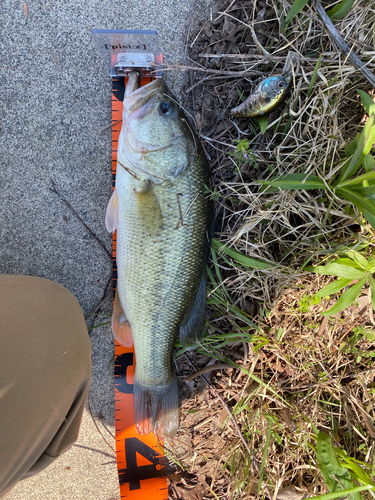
0,275,92,498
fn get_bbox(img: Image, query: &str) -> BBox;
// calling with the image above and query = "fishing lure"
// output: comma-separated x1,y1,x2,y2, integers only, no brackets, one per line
231,72,292,118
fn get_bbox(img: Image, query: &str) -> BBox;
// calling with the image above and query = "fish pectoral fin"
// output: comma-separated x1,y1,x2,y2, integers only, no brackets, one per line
179,275,207,348
105,189,119,233
112,289,133,347
134,377,179,438
135,187,163,232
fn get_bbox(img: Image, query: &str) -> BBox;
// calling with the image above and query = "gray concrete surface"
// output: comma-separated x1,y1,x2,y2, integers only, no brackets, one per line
1,1,211,498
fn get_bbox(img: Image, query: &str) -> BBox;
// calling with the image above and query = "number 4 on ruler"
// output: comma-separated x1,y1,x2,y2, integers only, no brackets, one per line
119,437,165,491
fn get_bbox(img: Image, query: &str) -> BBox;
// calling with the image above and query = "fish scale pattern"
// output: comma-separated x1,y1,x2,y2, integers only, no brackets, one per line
116,152,212,391
112,76,214,435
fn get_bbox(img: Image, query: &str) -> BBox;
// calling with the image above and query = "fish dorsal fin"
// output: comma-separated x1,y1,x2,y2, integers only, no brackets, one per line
112,289,133,347
105,189,119,233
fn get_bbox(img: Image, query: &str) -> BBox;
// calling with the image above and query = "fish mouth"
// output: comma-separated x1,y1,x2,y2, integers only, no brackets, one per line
121,73,182,182
124,71,141,97
124,73,171,122
125,73,165,99
123,73,173,147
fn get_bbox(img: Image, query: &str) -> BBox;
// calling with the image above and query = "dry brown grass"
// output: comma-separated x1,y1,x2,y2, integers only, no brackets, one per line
165,0,375,498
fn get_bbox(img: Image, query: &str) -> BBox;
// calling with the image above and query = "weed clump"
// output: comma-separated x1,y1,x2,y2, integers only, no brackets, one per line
166,0,375,498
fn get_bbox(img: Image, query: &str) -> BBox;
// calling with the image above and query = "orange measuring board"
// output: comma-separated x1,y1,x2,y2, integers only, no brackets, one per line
111,73,169,500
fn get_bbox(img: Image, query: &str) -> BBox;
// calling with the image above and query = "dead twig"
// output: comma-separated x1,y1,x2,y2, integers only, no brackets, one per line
311,0,375,88
84,286,112,321
198,53,326,63
317,315,329,337
158,63,264,77
50,180,112,259
185,362,236,381
86,274,113,334
100,118,122,135
87,398,116,455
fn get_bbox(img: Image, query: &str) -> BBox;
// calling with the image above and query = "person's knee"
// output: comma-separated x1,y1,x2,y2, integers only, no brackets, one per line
0,275,91,497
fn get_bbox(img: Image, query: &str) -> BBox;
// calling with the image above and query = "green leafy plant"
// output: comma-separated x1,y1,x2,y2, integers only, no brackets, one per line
314,431,375,500
286,0,355,23
339,326,375,362
285,0,309,24
326,0,355,20
259,91,375,231
316,431,362,500
204,184,221,201
258,115,268,134
211,238,276,270
308,250,375,316
298,293,321,312
229,139,259,169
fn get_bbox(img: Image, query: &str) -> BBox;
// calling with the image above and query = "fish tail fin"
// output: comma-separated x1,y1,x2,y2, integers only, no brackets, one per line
133,380,153,436
179,275,207,349
134,376,179,438
112,289,133,347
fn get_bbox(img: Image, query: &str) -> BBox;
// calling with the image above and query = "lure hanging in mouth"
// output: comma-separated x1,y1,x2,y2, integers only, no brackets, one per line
231,72,292,118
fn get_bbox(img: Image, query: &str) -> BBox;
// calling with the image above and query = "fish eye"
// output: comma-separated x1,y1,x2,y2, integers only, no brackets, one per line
159,100,175,115
278,80,286,89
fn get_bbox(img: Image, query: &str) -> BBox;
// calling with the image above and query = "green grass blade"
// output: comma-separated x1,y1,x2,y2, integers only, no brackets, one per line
315,263,367,279
173,344,200,358
333,257,367,270
306,486,373,500
206,265,218,287
259,173,326,190
211,239,275,269
211,246,232,302
259,115,268,134
257,417,273,493
347,186,375,199
285,0,310,23
88,321,111,330
308,55,322,98
236,88,246,102
357,90,375,115
315,278,352,297
337,171,375,189
363,154,375,172
335,449,375,487
207,293,257,326
309,256,363,274
338,188,375,230
322,276,367,316
335,114,375,184
345,137,359,158
344,251,369,269
327,0,354,20
369,275,375,310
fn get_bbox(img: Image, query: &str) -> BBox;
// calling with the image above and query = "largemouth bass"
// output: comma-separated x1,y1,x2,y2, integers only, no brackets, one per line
231,72,291,118
106,72,214,437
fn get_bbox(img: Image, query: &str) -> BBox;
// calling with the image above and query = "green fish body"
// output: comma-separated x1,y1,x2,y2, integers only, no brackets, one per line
106,74,213,437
